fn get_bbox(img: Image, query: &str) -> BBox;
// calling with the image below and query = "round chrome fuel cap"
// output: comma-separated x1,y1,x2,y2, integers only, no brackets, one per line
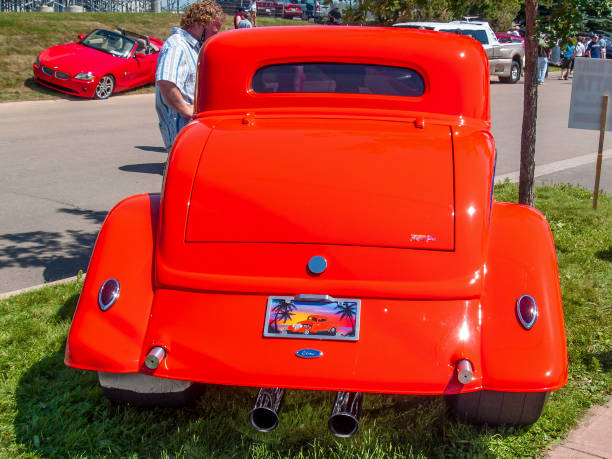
307,256,327,275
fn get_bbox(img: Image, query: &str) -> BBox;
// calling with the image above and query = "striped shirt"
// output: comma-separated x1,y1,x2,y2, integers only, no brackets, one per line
155,27,201,150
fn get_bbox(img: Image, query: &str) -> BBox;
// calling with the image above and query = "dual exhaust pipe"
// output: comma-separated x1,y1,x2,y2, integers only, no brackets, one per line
247,360,473,437
249,388,363,438
146,346,473,437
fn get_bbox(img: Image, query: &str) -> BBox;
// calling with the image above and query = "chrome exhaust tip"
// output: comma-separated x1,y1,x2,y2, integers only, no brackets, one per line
144,346,166,370
456,359,474,384
328,391,363,438
248,387,285,432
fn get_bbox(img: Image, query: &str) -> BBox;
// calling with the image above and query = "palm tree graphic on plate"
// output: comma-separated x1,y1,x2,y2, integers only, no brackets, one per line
271,299,296,333
335,301,357,336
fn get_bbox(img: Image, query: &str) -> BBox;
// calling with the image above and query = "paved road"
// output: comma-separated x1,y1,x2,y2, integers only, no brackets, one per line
1,77,610,293
1,94,164,293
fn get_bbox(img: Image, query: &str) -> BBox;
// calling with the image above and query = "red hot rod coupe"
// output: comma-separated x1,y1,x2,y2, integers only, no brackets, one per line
65,26,567,437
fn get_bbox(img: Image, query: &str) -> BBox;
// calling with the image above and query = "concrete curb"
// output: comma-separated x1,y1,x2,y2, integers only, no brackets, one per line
0,274,85,300
546,398,612,458
495,149,612,184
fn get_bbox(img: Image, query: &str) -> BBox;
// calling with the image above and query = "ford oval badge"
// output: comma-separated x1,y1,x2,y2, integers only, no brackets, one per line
296,348,323,359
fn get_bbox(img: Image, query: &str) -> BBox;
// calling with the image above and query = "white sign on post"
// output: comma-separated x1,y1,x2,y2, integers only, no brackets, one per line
568,58,612,131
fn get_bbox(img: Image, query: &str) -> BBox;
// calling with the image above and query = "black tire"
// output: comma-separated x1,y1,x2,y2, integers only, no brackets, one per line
500,61,521,84
94,74,115,99
303,329,310,335
98,372,203,407
329,327,337,335
446,390,549,426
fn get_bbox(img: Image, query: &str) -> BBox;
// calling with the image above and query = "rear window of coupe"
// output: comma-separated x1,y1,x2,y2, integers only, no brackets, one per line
252,63,425,97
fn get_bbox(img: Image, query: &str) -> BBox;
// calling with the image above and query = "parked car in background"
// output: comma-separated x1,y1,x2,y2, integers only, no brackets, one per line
394,20,525,83
257,0,276,15
275,0,302,18
33,28,162,99
299,0,327,22
496,33,525,48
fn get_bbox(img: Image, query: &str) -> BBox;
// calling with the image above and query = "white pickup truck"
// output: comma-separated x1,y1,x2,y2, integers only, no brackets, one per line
394,20,525,83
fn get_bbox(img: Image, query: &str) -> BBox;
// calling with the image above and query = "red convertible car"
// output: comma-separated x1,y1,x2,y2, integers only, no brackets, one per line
65,26,567,437
496,32,526,48
33,28,162,99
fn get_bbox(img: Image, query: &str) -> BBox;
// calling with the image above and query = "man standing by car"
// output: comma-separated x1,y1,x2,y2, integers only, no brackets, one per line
155,1,224,152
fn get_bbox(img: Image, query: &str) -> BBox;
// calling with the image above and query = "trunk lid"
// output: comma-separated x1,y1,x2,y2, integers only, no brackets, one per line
186,117,454,250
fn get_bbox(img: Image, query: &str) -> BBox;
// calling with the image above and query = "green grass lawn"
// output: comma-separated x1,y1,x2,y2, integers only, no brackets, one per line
0,184,610,457
0,12,303,102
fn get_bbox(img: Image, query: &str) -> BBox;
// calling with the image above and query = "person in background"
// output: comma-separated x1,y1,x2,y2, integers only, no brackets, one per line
560,38,576,80
328,6,342,24
248,0,257,27
537,35,550,85
234,6,246,29
155,1,224,152
238,11,253,28
574,36,586,67
586,34,604,59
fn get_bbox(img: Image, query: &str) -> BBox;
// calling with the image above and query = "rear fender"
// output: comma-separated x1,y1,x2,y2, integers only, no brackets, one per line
481,201,567,391
64,194,160,372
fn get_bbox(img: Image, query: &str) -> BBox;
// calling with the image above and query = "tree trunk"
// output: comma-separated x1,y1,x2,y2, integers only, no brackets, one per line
519,0,539,206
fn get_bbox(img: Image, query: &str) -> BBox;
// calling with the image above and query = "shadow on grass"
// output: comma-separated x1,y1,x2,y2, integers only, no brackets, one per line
13,344,269,458
114,83,155,98
595,246,612,262
54,292,80,322
592,351,612,372
13,359,512,455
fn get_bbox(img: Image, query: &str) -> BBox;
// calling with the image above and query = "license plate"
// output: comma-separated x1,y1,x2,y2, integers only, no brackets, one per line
263,294,361,341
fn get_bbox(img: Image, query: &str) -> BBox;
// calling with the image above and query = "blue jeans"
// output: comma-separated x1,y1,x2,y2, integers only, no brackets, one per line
537,57,548,83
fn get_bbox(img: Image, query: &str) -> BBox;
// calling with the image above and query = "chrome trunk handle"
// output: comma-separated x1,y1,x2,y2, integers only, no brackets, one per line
294,294,336,303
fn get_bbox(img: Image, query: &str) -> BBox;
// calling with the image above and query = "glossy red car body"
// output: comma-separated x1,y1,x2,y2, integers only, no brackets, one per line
33,28,162,99
287,315,339,334
66,27,566,413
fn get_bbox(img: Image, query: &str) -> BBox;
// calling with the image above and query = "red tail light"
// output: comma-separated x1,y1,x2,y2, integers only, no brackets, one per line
98,278,120,311
516,294,537,329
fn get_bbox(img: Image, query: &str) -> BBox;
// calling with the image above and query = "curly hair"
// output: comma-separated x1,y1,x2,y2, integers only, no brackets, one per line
180,1,224,30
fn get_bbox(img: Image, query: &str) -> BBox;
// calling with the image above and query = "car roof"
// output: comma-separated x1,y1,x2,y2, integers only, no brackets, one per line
196,26,490,123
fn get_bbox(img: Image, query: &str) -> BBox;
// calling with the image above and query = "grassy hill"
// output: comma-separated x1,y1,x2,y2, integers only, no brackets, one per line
0,12,301,102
